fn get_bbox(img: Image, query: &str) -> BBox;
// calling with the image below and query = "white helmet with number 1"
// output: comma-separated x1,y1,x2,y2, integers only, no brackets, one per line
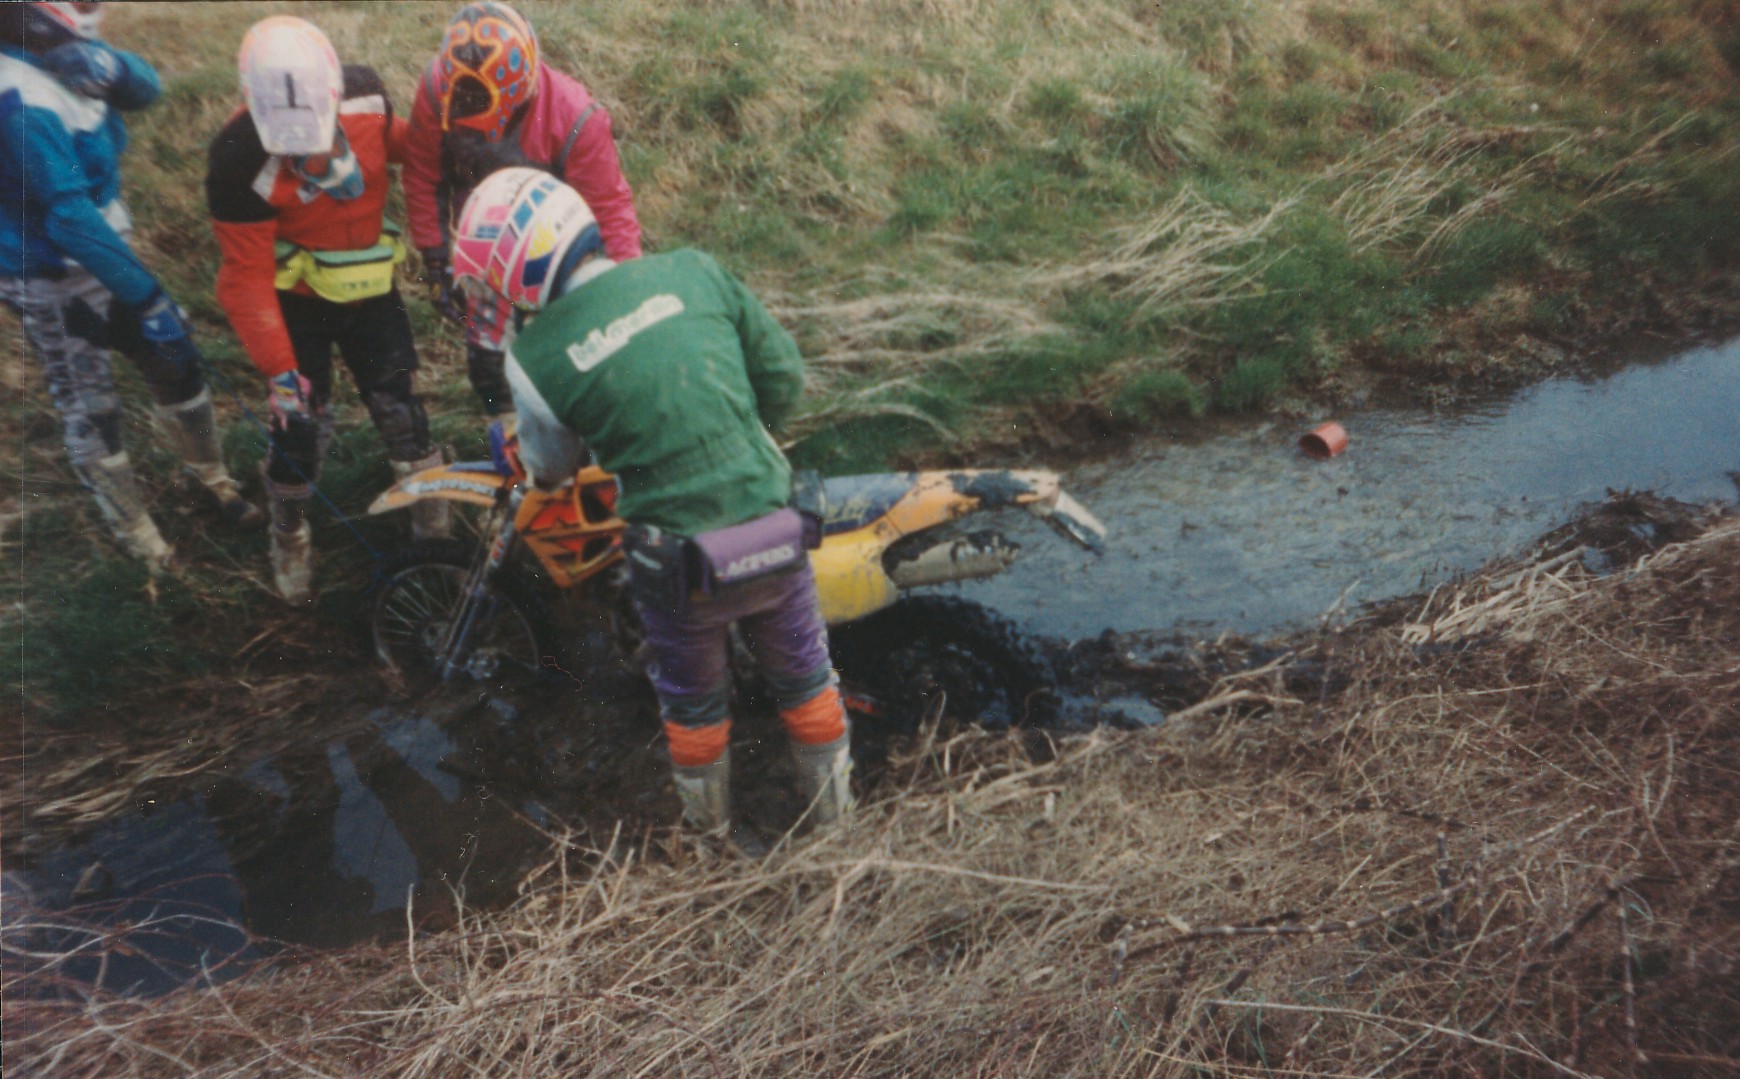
238,16,343,156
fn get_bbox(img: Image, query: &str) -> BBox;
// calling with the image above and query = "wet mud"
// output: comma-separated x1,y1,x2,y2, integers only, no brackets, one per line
3,490,1724,998
7,334,1740,995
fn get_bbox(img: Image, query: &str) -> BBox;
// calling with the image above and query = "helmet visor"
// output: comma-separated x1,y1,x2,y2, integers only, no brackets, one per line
444,74,496,127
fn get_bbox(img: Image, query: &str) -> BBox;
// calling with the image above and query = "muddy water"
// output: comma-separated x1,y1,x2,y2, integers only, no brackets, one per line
6,707,562,996
8,338,1738,994
961,337,1740,641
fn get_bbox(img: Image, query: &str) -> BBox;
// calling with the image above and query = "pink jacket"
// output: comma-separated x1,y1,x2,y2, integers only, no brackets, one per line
402,61,642,262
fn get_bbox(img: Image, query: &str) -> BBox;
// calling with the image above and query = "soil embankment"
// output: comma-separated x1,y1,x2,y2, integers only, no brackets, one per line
7,496,1737,1076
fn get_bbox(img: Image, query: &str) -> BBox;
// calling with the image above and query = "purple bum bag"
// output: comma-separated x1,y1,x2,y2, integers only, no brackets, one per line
691,507,819,592
622,478,825,611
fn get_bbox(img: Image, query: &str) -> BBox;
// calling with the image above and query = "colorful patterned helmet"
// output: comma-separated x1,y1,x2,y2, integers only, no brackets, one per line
451,167,603,312
238,16,343,156
431,2,538,142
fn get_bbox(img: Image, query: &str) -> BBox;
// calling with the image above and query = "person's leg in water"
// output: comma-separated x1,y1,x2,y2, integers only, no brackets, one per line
635,585,738,837
637,564,852,837
736,563,852,826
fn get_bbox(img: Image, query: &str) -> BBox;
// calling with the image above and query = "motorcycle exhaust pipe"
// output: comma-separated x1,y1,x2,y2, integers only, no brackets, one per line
886,530,1020,588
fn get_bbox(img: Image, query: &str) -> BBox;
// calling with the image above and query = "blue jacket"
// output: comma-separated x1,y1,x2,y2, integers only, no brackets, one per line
0,42,161,304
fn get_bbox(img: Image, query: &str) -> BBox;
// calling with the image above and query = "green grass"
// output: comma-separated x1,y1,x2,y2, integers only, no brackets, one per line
7,0,1740,718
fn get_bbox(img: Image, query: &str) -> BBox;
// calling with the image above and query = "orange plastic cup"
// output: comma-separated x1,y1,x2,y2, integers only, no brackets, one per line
1300,422,1348,459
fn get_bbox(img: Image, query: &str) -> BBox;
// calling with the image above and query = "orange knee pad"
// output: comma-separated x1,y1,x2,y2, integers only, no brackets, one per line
781,684,847,745
664,719,731,767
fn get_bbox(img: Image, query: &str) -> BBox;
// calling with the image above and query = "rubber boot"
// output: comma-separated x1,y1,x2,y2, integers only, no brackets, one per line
391,449,452,543
791,728,854,826
156,389,265,530
671,747,732,836
77,450,173,572
265,475,313,603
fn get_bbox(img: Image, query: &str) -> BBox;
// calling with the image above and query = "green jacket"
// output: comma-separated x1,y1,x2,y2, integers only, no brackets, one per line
506,248,804,536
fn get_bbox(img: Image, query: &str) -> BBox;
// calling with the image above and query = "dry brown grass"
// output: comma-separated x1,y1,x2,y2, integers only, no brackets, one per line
8,511,1738,1076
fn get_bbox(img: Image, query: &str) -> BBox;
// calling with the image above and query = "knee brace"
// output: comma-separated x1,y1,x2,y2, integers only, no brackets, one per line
780,683,847,747
664,719,731,768
360,371,431,462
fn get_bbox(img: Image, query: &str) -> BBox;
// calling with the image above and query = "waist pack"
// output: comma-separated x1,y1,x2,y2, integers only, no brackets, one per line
691,508,810,593
623,475,827,612
274,221,408,303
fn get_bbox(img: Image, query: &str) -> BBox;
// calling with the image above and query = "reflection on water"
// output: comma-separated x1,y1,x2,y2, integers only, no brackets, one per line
6,711,549,996
962,337,1740,639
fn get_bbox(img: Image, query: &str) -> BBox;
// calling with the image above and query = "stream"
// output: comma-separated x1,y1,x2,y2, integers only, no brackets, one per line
965,336,1740,640
7,336,1738,996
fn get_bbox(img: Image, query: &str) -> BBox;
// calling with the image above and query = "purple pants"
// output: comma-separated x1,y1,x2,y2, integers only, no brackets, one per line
633,561,835,728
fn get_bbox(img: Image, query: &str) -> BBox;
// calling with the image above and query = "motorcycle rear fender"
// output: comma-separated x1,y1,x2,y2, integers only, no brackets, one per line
367,462,509,513
811,532,903,625
810,470,1106,624
843,470,1107,553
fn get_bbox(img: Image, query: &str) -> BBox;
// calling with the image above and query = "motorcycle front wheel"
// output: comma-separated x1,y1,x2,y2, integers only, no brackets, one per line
371,541,555,684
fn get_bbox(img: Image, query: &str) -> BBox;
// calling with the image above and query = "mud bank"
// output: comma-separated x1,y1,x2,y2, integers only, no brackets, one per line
7,497,1737,1077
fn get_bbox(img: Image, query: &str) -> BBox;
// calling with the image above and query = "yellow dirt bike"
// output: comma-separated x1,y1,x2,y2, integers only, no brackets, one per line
367,462,1104,726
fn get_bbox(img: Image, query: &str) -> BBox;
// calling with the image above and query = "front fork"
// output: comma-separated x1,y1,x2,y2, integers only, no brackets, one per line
436,484,525,681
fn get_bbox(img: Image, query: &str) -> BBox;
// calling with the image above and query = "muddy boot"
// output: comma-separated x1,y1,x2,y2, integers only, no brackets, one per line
672,748,732,836
791,729,854,827
157,389,265,530
77,451,174,572
391,449,452,543
265,476,313,603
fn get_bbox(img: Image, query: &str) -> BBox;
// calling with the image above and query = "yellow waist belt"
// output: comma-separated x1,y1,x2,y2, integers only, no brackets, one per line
274,222,407,303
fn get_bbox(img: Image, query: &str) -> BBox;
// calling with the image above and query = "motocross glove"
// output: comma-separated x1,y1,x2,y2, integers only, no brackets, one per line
268,370,313,425
126,284,204,385
137,285,194,343
266,370,322,478
419,246,466,326
38,41,124,100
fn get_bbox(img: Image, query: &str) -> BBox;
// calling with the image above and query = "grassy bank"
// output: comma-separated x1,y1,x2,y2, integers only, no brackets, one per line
9,505,1738,1076
35,1,1740,451
5,0,1740,720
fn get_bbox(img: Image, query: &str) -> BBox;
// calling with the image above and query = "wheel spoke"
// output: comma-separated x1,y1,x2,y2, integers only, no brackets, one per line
373,558,541,677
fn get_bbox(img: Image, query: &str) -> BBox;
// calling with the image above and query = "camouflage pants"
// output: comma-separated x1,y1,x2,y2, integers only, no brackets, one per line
1,267,203,469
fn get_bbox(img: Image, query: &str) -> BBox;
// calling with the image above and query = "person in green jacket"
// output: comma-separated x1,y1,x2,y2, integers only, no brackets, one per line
450,167,851,839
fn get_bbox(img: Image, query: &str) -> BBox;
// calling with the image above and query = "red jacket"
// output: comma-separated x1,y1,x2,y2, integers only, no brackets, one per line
205,66,409,377
402,61,642,263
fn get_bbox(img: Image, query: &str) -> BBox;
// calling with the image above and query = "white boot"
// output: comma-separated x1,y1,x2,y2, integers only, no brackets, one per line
157,390,265,530
265,474,314,603
391,449,452,543
791,730,854,826
671,748,732,835
77,451,174,572
270,522,313,604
